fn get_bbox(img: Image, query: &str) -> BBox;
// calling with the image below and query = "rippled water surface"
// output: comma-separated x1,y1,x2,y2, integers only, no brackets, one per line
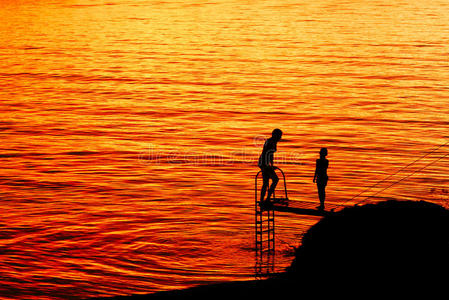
1,0,449,298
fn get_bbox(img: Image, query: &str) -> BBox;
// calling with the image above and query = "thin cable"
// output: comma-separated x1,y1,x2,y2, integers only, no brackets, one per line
358,152,449,204
348,141,449,202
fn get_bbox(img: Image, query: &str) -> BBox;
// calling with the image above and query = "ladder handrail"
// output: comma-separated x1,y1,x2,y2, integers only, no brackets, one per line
254,166,289,204
274,166,289,201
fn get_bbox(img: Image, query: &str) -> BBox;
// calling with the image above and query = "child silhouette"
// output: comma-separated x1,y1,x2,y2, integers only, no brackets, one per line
313,148,329,210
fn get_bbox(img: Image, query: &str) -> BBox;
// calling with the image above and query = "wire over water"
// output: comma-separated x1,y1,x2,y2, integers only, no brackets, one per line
347,140,449,204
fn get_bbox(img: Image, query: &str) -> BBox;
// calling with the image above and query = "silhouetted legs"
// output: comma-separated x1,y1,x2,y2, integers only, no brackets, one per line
317,181,327,210
260,167,279,204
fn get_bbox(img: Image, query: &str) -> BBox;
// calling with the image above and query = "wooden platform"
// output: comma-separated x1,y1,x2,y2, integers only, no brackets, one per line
272,200,349,216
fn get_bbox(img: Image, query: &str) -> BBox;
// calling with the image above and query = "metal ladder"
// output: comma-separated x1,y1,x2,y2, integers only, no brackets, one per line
254,167,289,278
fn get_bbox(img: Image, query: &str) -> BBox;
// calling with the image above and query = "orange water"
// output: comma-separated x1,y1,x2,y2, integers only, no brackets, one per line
1,0,449,298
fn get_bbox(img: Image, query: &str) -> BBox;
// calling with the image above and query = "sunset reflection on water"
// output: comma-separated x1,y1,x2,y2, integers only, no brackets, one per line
1,0,449,298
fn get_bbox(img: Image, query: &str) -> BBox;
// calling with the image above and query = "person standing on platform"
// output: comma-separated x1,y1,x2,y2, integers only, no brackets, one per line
313,148,329,210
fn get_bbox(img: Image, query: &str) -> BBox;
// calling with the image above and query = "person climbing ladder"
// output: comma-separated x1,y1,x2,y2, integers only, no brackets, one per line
258,129,283,208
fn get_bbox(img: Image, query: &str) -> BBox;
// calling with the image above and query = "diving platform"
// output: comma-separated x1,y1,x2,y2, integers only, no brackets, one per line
254,167,350,278
272,200,348,216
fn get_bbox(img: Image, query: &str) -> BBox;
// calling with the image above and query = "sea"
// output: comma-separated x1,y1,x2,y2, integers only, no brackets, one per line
1,0,449,298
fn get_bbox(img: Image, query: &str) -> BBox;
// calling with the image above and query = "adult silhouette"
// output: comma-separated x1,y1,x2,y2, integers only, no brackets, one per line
258,129,283,208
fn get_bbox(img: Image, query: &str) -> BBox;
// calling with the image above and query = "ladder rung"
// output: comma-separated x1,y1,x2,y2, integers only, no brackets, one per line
255,238,274,243
260,248,275,253
255,219,274,224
